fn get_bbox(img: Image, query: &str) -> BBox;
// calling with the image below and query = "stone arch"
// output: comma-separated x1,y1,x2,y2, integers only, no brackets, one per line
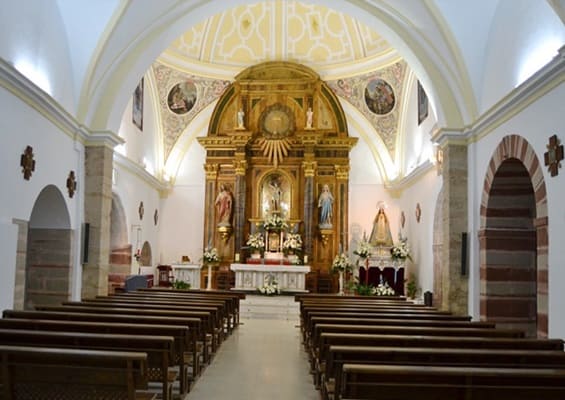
25,185,72,309
479,135,548,337
140,241,152,267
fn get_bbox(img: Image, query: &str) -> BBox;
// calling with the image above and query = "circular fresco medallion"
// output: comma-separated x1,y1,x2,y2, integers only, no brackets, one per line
167,81,197,115
364,78,395,115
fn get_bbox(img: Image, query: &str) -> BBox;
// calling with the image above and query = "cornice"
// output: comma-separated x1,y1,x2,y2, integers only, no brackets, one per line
113,152,170,193
0,58,84,142
385,160,435,194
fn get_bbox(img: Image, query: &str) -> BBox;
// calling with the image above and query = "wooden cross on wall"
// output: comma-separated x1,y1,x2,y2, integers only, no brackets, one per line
544,134,564,177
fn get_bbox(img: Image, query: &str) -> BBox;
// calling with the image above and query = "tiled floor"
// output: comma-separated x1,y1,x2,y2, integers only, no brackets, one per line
186,317,319,400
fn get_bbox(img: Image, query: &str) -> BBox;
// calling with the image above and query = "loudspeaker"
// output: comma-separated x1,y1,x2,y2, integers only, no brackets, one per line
82,223,90,264
461,232,468,276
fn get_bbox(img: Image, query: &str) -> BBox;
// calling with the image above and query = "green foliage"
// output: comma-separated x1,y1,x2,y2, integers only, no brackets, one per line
405,276,419,299
172,280,191,290
354,282,376,296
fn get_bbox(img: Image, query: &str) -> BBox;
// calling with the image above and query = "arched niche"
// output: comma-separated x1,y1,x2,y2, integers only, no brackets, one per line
25,185,72,309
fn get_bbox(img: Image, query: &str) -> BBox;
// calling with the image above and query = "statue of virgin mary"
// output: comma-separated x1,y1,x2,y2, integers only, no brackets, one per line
369,203,393,247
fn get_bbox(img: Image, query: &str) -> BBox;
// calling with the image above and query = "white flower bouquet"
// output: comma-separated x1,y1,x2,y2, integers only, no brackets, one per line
353,239,372,259
332,252,352,272
262,215,288,230
257,274,280,295
202,246,220,264
375,282,396,296
282,233,302,252
246,232,265,251
390,238,412,261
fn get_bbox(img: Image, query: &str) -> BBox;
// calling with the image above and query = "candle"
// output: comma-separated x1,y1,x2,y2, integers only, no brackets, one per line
235,253,240,262
304,255,308,264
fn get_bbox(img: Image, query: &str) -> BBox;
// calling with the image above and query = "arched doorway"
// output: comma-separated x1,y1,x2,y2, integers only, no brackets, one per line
109,194,130,275
25,185,72,309
479,135,548,337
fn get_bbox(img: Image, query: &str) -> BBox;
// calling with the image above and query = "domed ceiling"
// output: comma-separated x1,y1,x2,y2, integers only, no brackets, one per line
161,1,396,73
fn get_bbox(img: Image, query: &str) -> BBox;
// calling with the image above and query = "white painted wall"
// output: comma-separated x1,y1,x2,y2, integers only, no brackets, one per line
0,1,75,111
480,0,565,112
397,168,443,296
0,86,83,311
401,77,437,176
468,83,565,337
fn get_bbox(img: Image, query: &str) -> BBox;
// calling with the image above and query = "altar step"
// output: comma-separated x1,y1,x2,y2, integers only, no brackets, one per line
240,294,299,321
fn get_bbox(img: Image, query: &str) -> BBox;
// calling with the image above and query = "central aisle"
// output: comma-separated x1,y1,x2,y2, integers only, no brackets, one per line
186,299,318,399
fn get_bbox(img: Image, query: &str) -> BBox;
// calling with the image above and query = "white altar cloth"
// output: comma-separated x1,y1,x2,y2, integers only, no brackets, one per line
171,264,202,289
230,263,310,292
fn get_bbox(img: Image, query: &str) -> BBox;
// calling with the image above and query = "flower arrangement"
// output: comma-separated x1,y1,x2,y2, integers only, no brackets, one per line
257,274,280,295
331,252,352,273
262,215,288,230
133,249,141,262
202,246,220,264
353,238,372,259
282,233,302,252
390,237,412,262
375,281,396,296
246,232,265,252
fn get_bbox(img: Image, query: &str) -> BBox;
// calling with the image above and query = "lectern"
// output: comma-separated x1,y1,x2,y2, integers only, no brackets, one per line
156,264,173,287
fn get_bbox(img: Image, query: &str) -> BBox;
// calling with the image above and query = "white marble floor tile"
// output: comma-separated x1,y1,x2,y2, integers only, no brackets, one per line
186,318,318,400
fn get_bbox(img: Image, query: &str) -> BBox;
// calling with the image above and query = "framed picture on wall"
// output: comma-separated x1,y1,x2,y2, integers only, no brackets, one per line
132,77,144,131
417,80,428,125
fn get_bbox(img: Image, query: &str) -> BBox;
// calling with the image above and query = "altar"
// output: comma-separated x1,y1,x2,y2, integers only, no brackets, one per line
170,264,202,289
230,263,310,292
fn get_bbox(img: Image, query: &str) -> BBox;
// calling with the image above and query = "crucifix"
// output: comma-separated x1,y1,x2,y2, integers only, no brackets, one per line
544,134,564,177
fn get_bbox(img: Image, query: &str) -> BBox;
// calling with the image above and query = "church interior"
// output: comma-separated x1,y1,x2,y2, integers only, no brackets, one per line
0,1,564,397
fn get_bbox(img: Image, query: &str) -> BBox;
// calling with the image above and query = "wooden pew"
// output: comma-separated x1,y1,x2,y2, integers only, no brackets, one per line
0,345,154,400
0,328,176,400
309,323,524,375
109,292,236,333
295,293,407,302
140,288,245,326
326,345,565,400
1,311,199,393
340,363,565,400
62,299,225,350
36,304,215,363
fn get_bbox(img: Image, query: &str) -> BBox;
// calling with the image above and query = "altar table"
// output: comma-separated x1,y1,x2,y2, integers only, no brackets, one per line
230,263,310,292
170,264,202,289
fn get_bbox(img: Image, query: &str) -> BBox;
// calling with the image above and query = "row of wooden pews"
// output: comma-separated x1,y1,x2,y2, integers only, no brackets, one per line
295,293,565,400
0,288,244,400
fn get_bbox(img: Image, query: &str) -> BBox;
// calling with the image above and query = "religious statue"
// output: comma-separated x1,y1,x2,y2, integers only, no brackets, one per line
369,204,393,247
269,180,282,212
215,184,233,226
237,108,245,129
318,184,334,228
306,107,313,129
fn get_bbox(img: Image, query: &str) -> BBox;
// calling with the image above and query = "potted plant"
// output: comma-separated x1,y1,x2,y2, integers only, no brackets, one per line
246,232,265,259
405,276,419,299
331,252,352,295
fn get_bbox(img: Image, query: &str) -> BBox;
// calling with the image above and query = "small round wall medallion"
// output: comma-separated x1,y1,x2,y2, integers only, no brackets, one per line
139,201,144,220
415,203,421,223
400,211,406,228
154,209,159,226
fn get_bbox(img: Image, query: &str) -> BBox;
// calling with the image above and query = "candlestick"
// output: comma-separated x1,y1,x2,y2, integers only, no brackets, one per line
304,255,308,264
235,253,240,262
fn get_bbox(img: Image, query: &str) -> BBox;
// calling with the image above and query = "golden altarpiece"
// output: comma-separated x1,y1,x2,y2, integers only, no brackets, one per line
198,62,357,284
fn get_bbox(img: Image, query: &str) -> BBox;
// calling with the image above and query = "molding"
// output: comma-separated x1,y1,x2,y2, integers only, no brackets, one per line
470,45,565,143
0,59,128,150
433,45,565,146
0,58,84,142
385,160,435,194
113,152,170,194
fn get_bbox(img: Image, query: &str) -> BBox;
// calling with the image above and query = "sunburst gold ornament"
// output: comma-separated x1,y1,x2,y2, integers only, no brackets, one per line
258,137,291,167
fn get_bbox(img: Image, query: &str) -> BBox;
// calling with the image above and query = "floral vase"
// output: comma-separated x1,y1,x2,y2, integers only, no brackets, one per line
251,251,261,260
338,271,344,295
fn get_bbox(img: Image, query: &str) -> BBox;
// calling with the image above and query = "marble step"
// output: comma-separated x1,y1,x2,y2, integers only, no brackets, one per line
240,295,300,320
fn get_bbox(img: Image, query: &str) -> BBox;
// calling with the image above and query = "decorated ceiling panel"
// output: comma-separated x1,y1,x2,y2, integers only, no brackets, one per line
168,1,391,67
